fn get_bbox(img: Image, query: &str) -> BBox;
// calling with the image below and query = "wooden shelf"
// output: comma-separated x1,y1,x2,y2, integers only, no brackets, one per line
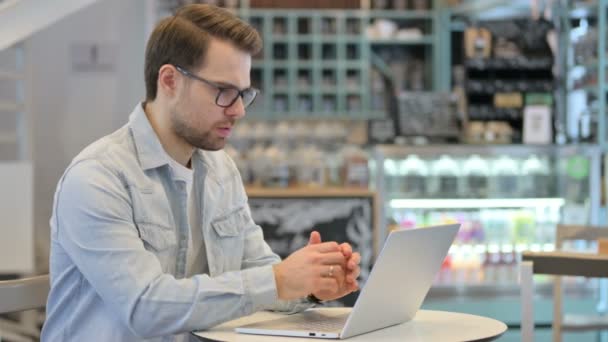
245,186,375,198
522,251,608,278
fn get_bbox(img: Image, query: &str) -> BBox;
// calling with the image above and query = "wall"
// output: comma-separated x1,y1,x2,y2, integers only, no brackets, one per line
26,0,147,271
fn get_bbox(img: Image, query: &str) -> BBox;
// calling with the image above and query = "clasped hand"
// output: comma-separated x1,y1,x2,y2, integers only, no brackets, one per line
273,231,361,301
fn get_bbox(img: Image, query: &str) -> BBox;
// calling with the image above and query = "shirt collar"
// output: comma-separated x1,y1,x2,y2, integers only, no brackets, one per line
128,102,172,171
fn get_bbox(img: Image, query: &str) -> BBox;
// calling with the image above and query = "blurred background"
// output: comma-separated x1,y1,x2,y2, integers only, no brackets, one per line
1,0,608,341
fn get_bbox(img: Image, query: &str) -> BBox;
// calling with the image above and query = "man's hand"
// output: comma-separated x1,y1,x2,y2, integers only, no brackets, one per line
272,241,347,301
307,231,361,301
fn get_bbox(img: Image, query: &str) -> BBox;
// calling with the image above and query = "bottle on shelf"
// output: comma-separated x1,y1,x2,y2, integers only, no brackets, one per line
483,243,502,283
497,244,517,283
512,210,536,245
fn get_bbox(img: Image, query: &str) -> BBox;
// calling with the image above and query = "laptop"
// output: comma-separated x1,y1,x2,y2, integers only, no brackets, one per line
235,223,460,339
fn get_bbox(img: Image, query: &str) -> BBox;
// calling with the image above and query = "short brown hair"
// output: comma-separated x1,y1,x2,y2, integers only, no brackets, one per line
144,4,262,101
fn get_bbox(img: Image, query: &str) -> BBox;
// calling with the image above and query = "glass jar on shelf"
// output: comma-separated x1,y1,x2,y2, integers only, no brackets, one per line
295,144,326,187
462,154,490,198
263,145,290,188
231,121,253,154
249,143,269,187
399,154,429,198
430,155,461,198
325,149,344,187
224,144,251,186
520,154,552,198
340,145,370,188
292,121,311,146
383,159,401,195
490,155,521,198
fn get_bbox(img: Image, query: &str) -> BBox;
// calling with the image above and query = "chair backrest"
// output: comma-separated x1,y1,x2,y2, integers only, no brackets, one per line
555,224,608,249
0,275,49,313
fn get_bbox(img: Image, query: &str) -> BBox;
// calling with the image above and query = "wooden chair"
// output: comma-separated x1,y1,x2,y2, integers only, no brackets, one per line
0,275,49,342
520,225,608,342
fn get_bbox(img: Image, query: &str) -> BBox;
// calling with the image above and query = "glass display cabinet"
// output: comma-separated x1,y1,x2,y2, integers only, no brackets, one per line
372,144,601,288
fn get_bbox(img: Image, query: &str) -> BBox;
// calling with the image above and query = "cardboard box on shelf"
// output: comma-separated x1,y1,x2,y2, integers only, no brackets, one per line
465,27,492,59
494,92,523,108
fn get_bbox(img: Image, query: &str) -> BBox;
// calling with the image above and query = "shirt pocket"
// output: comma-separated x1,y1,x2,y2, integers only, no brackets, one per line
138,223,176,252
130,187,177,273
210,208,246,272
137,223,177,273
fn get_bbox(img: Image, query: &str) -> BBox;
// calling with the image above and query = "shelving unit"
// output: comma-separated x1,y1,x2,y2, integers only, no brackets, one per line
367,0,443,118
152,0,444,120
242,10,370,119
560,0,608,146
460,26,554,143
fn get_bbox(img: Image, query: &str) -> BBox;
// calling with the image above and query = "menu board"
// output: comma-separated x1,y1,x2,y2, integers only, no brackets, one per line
247,189,377,306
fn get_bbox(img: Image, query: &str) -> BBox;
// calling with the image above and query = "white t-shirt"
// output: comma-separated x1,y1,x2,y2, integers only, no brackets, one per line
167,157,207,277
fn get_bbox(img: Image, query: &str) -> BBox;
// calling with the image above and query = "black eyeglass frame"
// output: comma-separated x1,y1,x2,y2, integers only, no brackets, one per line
174,65,259,109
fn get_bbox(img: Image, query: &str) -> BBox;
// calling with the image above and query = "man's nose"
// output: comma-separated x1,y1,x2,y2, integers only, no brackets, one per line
225,96,246,118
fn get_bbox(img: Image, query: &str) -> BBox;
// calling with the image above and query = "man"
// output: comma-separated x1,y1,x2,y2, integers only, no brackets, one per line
41,4,360,342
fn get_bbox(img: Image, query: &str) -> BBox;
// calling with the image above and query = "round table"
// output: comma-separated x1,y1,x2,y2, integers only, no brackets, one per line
192,308,507,342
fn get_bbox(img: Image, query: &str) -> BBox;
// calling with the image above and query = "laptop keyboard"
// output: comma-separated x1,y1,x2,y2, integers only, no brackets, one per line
264,311,349,332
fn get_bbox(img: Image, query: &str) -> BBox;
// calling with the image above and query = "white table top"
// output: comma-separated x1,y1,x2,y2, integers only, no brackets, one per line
192,308,507,342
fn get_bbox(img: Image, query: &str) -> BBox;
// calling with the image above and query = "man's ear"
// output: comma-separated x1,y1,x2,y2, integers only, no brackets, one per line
157,64,179,98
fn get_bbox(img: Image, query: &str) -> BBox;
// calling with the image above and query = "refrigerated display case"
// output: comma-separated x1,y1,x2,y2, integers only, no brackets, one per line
372,144,602,340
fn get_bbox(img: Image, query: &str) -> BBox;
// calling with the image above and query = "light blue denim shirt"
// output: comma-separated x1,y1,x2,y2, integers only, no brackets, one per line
42,103,311,341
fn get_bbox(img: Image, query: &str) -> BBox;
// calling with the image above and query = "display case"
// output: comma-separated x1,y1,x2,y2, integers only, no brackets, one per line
372,144,601,288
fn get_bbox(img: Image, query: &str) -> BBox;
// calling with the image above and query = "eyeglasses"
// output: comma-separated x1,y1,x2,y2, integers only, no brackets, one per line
175,65,259,109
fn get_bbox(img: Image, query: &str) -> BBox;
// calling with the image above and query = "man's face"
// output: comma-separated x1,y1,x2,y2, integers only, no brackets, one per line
171,38,251,151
